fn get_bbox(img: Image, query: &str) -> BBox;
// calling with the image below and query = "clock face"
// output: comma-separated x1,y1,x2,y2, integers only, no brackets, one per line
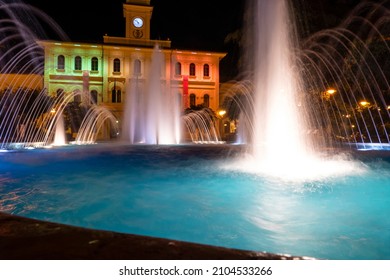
133,17,143,28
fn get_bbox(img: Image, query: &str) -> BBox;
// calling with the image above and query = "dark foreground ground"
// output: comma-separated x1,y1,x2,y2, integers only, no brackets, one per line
0,212,312,260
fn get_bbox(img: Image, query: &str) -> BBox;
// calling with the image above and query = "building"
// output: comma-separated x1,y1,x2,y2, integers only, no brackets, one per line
38,0,227,141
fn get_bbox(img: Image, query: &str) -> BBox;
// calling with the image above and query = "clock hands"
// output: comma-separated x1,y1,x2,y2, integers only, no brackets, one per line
133,17,143,28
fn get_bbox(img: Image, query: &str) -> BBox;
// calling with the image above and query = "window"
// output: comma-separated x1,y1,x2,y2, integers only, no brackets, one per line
74,56,82,70
175,62,181,75
203,64,210,77
91,57,98,71
111,88,121,103
189,63,196,76
57,55,65,70
113,58,121,73
134,59,141,75
90,90,98,104
189,94,196,107
203,94,210,107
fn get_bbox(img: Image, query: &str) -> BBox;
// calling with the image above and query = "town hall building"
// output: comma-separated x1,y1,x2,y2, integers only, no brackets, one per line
38,0,227,140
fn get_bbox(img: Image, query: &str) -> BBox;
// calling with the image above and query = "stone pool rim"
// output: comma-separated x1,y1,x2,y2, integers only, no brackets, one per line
0,212,312,260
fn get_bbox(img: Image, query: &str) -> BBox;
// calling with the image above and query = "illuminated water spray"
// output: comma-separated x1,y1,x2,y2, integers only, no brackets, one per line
228,0,361,179
251,0,310,162
122,45,181,144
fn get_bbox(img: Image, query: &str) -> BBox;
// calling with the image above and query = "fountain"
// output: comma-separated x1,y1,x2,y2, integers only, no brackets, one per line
233,0,321,180
250,0,311,162
0,2,120,148
1,0,390,260
121,45,182,145
74,105,120,145
221,0,390,179
120,45,222,145
183,108,222,144
52,112,66,146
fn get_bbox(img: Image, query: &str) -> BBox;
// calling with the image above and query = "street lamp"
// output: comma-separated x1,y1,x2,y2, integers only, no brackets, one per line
217,109,226,118
216,109,227,141
323,88,337,100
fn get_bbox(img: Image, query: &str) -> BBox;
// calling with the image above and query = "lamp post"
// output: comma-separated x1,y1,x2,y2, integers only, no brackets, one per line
323,88,336,100
217,109,227,141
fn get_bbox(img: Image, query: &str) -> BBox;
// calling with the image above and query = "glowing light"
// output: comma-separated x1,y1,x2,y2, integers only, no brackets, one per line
322,88,337,100
218,110,226,117
360,101,370,107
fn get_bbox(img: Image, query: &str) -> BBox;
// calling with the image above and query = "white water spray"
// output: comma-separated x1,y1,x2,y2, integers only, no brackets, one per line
122,45,181,144
232,0,363,180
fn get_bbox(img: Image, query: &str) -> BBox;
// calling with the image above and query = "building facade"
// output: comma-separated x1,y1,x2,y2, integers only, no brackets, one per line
38,0,226,140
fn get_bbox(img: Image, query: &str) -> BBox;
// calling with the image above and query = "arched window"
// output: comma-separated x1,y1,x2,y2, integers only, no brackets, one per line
113,58,121,73
90,90,98,104
203,64,210,77
189,93,196,107
134,59,141,75
57,55,65,70
203,94,210,107
91,57,98,71
189,63,196,76
74,56,82,70
175,62,181,75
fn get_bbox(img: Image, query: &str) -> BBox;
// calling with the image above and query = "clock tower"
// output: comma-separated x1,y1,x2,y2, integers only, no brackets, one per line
124,0,153,40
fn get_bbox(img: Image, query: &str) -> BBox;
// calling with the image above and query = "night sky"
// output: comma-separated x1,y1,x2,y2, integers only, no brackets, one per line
23,0,244,51
20,0,370,81
22,0,367,48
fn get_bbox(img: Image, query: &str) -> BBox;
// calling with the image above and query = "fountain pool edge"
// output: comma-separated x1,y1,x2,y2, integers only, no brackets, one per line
0,212,312,260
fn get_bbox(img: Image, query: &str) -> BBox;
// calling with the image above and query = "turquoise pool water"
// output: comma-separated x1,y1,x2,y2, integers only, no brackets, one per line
1,144,390,259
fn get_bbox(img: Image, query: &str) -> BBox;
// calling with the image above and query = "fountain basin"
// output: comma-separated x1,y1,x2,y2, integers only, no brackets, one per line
1,144,390,260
